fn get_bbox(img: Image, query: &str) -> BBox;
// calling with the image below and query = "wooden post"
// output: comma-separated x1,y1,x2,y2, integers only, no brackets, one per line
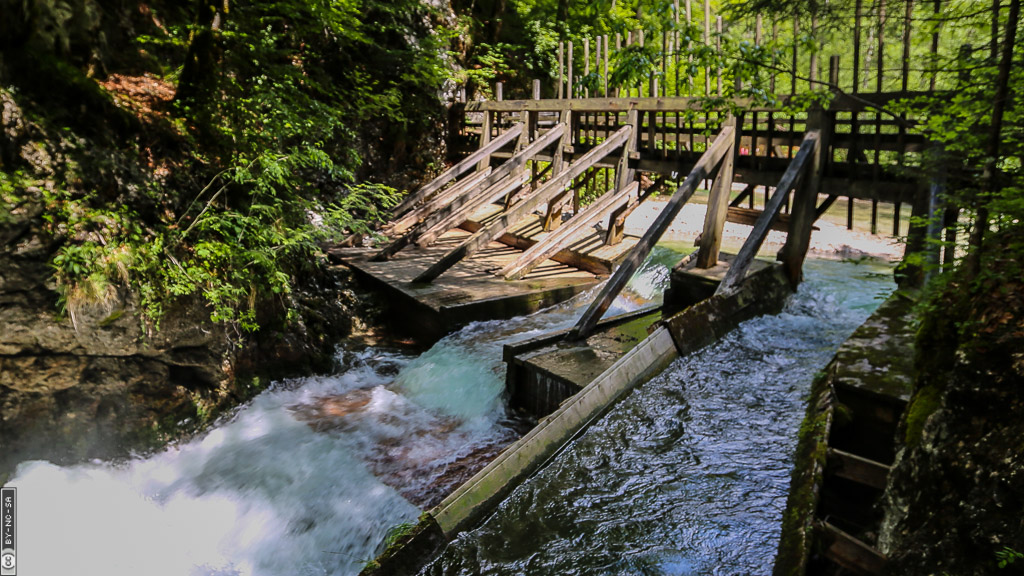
558,41,564,99
716,16,723,96
696,116,737,268
568,126,735,340
606,108,641,245
704,0,711,95
596,35,602,97
604,34,610,96
477,111,493,171
584,37,590,99
495,82,503,102
532,79,541,100
568,41,574,98
853,0,863,91
718,131,819,294
810,14,819,86
779,106,828,287
930,0,940,90
615,33,622,96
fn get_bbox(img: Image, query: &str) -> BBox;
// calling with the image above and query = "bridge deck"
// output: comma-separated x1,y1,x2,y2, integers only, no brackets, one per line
330,210,641,343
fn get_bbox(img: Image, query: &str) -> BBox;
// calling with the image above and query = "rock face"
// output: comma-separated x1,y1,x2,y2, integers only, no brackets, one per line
0,204,369,477
878,259,1024,573
879,341,1024,574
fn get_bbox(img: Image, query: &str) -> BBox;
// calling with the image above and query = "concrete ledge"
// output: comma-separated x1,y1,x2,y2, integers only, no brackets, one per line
664,262,792,354
431,325,678,537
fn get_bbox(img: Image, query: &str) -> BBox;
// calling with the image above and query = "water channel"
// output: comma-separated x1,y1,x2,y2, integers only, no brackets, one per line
9,252,892,575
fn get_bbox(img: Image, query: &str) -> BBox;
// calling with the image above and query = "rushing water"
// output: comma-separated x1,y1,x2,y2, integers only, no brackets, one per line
422,259,894,575
7,248,676,576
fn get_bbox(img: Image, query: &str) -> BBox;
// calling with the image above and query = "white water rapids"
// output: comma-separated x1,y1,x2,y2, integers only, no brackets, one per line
8,249,679,575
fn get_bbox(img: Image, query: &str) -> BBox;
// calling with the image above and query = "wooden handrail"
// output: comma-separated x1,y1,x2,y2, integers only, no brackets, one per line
566,125,735,341
412,123,568,248
500,182,639,281
391,124,524,217
716,130,820,295
370,124,565,262
412,124,633,283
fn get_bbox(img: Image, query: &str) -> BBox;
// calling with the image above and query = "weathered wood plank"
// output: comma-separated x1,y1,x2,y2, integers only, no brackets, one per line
392,124,524,217
387,167,493,235
567,126,736,340
501,182,639,281
412,125,634,283
820,521,888,575
826,447,892,490
718,131,819,294
465,91,940,113
696,117,738,268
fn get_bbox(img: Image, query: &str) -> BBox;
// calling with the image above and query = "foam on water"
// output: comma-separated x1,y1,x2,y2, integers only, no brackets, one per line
422,258,895,575
9,248,684,575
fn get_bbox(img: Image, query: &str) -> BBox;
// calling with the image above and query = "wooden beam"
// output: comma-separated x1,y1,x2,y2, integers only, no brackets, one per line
779,109,828,286
696,117,738,268
412,125,634,283
386,167,493,235
501,182,639,280
411,124,567,248
372,124,563,261
820,521,888,575
826,447,891,490
391,124,523,217
465,91,943,113
567,125,736,340
717,131,819,294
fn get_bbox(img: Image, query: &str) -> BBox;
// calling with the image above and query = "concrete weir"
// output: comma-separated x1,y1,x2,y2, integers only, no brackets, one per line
360,257,794,576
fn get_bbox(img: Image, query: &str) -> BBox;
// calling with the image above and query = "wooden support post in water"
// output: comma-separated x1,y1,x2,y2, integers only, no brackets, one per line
718,131,819,294
567,125,735,341
696,116,738,268
779,108,828,287
412,125,634,283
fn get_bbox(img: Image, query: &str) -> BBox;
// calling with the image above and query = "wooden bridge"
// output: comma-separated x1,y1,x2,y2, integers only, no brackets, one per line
353,4,976,574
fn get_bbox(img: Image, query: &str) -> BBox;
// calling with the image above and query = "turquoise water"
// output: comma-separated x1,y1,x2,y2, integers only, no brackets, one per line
422,259,894,575
6,248,680,576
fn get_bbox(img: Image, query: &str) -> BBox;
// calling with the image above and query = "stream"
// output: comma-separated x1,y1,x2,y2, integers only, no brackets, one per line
8,252,892,575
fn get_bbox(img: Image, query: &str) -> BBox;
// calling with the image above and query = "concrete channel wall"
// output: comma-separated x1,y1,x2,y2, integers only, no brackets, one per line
360,263,794,576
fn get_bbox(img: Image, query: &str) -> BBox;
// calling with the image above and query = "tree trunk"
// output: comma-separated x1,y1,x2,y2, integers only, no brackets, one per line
965,0,1019,277
175,0,227,110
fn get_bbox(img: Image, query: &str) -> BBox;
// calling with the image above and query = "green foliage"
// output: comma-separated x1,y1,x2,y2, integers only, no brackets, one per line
997,546,1024,569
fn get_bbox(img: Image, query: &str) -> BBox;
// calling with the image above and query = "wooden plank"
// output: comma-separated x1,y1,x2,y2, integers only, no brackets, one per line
372,124,564,261
717,131,819,294
413,126,567,248
779,110,827,286
392,124,523,217
826,447,891,490
465,91,941,113
501,182,639,280
696,117,738,268
387,167,493,235
412,125,634,283
820,521,888,575
567,126,736,340
414,171,531,247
